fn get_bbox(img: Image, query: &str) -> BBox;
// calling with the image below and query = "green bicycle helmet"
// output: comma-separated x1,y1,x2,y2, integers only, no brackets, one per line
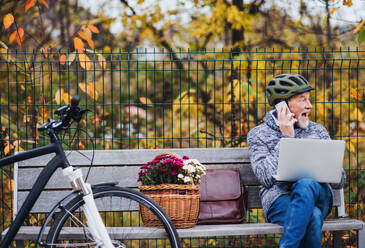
266,73,314,106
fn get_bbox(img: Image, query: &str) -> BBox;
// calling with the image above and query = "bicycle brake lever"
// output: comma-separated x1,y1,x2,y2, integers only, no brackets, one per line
55,105,69,116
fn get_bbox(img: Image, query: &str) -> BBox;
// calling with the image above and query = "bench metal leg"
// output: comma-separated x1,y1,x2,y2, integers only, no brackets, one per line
15,240,25,248
359,227,365,248
333,231,344,248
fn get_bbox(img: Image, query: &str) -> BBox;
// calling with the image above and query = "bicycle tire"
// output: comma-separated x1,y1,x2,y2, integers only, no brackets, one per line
45,186,181,248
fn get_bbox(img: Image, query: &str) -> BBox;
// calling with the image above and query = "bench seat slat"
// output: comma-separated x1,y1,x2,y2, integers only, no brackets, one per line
17,165,259,191
18,148,250,167
17,187,341,214
12,218,364,240
17,187,262,213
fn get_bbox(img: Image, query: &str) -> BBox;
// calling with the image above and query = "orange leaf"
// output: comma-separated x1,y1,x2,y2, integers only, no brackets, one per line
16,28,24,46
139,97,153,105
62,91,71,104
40,47,49,58
60,54,66,65
78,141,85,150
79,82,99,100
3,13,14,29
87,24,99,33
4,144,10,156
73,37,84,52
40,0,49,8
78,53,91,70
14,146,24,152
55,88,63,104
55,88,71,104
25,0,35,12
78,31,94,49
9,30,17,44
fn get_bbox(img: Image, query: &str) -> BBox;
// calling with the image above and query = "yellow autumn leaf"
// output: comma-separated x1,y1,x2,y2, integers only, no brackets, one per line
139,97,153,105
78,31,94,49
55,88,71,104
330,8,336,14
82,28,92,38
94,81,104,93
7,179,13,191
97,54,106,69
3,13,14,29
4,144,10,155
351,108,363,121
0,41,8,49
14,146,24,152
62,91,71,104
79,82,99,100
55,89,62,104
67,52,76,65
78,53,91,70
353,20,365,34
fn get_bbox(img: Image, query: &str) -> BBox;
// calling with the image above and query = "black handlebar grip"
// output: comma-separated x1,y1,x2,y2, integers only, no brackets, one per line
71,95,80,107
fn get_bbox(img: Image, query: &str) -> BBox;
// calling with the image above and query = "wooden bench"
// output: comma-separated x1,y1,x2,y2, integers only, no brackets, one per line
4,148,365,247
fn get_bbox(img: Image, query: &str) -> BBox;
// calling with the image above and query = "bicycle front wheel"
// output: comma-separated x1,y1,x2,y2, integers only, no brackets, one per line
45,186,180,248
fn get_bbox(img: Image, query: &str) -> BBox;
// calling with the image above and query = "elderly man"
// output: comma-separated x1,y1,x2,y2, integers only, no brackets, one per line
247,73,346,248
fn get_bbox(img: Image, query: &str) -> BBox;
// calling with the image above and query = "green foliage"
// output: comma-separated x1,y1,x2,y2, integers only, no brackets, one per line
358,28,365,44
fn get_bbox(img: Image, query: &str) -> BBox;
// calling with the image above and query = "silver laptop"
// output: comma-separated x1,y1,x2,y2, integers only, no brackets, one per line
274,138,345,183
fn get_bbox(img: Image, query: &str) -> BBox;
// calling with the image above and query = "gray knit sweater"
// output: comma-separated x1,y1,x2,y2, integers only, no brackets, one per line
247,110,346,219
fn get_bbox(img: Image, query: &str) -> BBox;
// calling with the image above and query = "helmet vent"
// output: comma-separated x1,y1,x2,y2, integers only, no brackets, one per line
268,80,276,86
298,75,309,84
289,76,304,86
274,89,289,94
279,80,293,87
274,74,286,79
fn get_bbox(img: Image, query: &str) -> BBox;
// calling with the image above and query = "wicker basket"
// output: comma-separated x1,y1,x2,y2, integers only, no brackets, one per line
139,184,200,228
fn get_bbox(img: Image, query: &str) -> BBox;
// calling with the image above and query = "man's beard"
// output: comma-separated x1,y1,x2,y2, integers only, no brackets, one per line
297,110,310,129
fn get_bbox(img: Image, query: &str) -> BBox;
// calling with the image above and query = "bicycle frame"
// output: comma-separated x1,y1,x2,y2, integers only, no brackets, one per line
0,140,68,248
0,132,114,247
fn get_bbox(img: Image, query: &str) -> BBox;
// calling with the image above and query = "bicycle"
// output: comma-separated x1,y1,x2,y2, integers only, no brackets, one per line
0,96,181,248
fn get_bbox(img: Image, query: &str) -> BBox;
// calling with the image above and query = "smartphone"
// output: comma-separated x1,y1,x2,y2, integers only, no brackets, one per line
275,101,292,114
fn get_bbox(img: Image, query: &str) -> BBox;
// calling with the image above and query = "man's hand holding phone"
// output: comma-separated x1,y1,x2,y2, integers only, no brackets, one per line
275,101,297,137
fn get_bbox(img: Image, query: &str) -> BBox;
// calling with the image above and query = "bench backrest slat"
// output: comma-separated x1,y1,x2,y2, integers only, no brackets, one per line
14,148,342,216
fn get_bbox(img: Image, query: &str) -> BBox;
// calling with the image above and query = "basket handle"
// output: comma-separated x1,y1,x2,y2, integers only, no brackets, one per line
154,152,181,159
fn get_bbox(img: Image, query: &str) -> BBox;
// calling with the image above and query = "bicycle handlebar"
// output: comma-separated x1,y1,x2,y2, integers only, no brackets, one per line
38,96,89,132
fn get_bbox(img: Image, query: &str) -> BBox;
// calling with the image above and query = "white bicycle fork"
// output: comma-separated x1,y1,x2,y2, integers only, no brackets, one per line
63,166,114,248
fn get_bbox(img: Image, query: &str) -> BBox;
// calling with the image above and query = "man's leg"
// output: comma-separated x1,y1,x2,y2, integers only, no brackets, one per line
279,178,330,248
267,194,291,226
300,184,332,248
299,207,324,248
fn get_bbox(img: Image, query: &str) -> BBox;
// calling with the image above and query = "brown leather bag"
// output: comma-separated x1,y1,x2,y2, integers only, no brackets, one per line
197,168,247,224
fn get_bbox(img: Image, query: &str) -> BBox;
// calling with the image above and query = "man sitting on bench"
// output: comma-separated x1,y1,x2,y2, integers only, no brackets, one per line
247,73,346,248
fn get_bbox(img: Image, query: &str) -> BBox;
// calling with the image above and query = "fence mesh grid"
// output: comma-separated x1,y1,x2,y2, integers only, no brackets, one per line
0,48,364,247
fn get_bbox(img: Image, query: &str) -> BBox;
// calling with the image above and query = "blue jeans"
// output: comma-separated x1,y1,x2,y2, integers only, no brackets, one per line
267,178,333,248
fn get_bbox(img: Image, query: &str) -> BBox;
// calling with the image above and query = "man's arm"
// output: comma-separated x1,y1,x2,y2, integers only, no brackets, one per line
247,129,281,189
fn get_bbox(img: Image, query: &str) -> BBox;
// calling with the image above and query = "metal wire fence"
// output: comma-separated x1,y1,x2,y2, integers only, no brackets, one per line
0,48,364,246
